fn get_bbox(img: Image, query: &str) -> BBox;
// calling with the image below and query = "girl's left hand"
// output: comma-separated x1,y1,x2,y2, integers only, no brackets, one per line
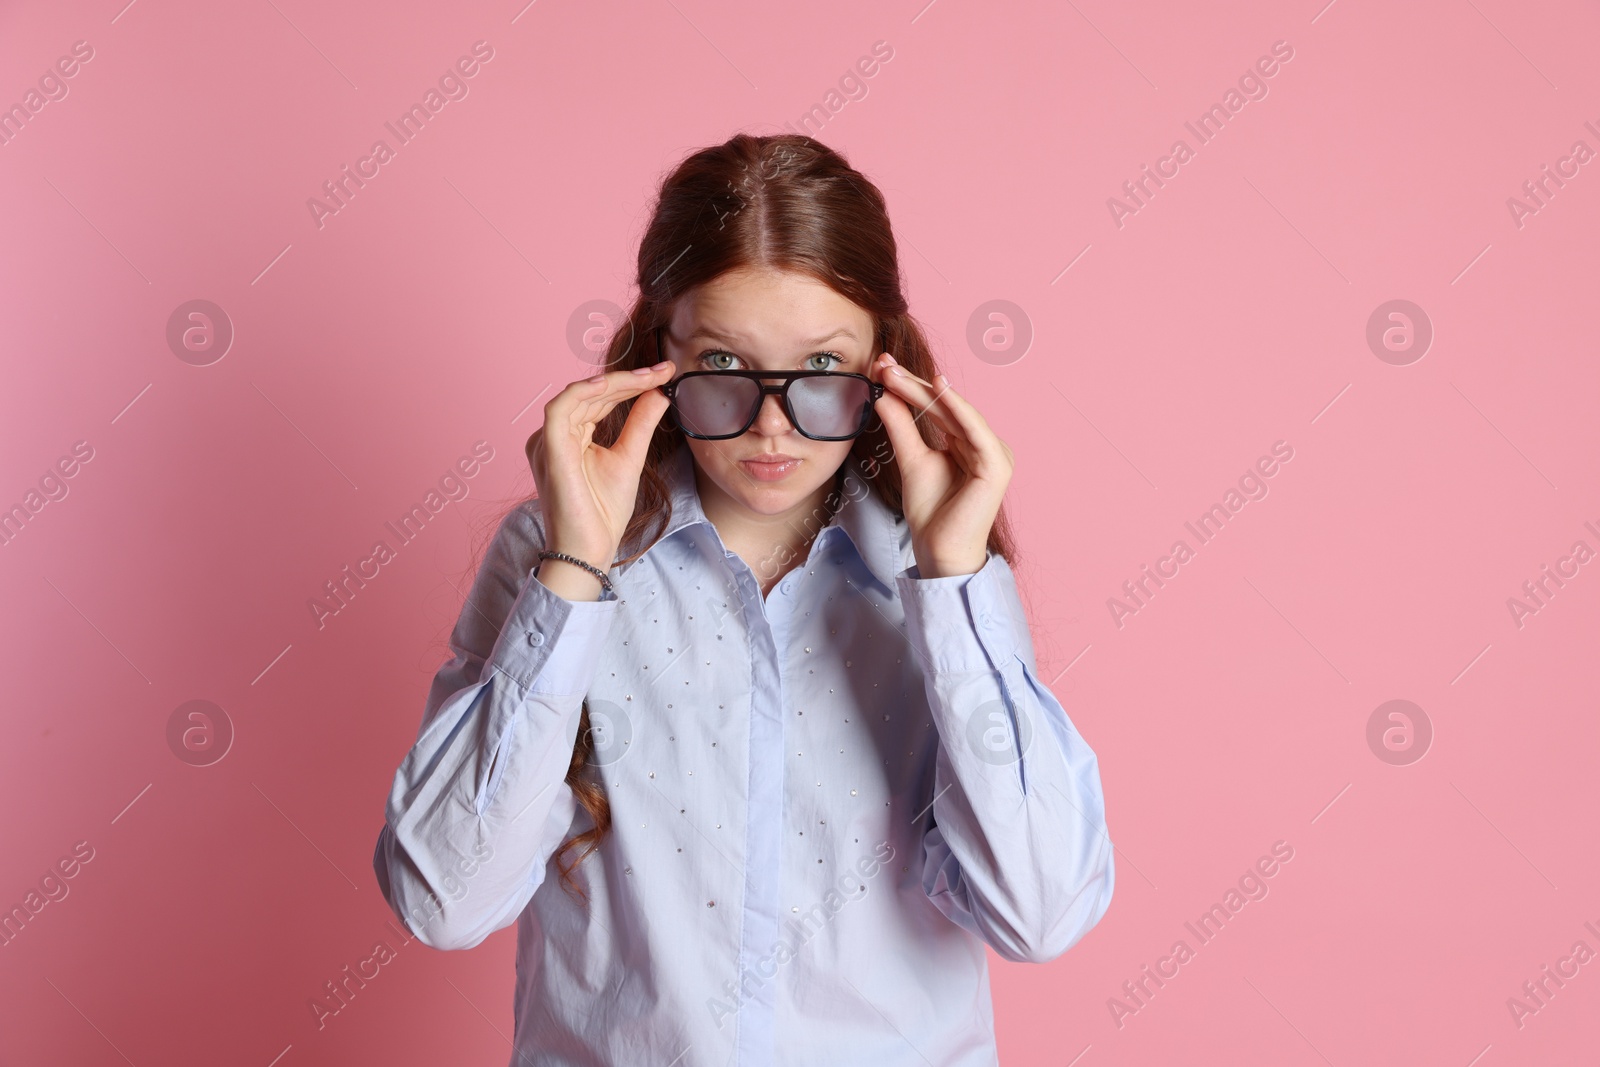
870,352,1014,579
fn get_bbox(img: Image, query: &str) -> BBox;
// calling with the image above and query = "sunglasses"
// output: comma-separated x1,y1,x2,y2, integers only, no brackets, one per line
655,326,886,441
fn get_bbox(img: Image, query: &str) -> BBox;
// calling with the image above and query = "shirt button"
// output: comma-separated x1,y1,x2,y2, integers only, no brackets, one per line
528,631,545,646
781,580,794,595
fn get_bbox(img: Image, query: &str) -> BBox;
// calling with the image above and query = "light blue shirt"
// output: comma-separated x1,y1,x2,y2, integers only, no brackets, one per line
374,439,1114,1066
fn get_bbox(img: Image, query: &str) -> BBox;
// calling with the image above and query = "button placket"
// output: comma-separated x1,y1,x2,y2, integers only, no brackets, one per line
733,551,786,1061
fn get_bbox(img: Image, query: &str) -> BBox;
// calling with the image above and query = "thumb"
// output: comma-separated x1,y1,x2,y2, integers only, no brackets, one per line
525,427,546,478
611,387,673,469
873,390,930,468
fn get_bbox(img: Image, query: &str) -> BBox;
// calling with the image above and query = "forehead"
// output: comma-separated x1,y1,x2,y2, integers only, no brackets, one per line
671,268,874,354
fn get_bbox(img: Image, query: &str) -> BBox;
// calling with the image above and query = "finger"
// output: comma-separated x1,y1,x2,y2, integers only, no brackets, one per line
879,373,962,442
548,362,668,420
871,388,936,467
875,362,1009,484
610,385,673,468
920,376,1013,476
874,355,959,428
868,355,943,431
571,362,676,425
568,364,667,411
525,427,551,491
553,363,672,435
919,374,990,442
896,368,937,389
878,359,995,460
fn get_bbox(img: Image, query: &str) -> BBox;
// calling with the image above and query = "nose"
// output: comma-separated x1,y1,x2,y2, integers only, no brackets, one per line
750,385,795,436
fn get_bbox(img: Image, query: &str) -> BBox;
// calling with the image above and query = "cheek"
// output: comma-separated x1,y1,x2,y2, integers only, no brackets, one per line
794,446,853,499
685,441,744,495
816,441,854,470
686,439,721,471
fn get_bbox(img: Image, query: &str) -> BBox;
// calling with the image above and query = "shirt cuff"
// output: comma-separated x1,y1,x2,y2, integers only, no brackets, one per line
895,550,1020,674
484,566,619,695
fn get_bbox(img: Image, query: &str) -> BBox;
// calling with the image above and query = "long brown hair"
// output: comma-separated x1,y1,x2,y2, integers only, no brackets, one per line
502,132,1020,902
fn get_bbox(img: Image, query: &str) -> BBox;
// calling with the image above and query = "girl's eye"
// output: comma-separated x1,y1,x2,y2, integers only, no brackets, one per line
806,351,845,371
697,350,847,372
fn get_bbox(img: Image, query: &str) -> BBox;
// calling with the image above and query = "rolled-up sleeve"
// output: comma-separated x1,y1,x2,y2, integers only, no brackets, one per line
896,551,1115,964
373,500,619,951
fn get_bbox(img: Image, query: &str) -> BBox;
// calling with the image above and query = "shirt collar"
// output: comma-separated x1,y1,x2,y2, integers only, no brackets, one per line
632,439,907,592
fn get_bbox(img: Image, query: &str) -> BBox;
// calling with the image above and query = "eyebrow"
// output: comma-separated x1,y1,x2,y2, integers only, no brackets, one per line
688,325,861,350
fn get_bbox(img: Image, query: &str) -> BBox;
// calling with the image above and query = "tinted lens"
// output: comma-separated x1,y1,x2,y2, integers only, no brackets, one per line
674,375,760,437
790,375,870,437
674,375,869,438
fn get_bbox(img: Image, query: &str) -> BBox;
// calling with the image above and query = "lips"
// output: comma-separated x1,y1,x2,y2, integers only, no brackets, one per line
740,455,801,481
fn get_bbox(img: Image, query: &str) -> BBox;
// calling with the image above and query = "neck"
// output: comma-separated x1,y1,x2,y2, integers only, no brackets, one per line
695,460,847,575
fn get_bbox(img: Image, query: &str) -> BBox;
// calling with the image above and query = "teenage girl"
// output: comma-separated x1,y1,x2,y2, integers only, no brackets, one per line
374,132,1114,1066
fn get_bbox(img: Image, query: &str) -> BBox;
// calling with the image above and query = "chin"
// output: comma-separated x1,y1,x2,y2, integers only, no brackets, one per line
721,466,820,510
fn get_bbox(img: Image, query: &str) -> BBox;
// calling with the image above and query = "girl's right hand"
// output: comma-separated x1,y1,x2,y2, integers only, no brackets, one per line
525,360,677,576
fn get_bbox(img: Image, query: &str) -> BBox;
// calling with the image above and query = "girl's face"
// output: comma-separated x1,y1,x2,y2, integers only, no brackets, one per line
659,267,879,523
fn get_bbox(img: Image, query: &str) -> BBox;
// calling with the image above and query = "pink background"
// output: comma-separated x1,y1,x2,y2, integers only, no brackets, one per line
3,0,1597,1063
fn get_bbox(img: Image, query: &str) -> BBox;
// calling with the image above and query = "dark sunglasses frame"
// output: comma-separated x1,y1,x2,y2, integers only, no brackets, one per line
654,325,886,441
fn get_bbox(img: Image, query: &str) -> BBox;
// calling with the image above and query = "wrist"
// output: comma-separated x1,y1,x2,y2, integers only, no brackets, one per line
535,550,614,601
912,546,988,579
535,559,606,602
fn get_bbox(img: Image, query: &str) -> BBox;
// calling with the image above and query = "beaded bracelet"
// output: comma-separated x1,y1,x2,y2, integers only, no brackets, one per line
537,550,614,596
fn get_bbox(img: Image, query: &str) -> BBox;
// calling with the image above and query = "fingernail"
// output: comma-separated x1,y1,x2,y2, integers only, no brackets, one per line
882,353,898,365
588,373,605,383
890,365,906,377
631,365,655,375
